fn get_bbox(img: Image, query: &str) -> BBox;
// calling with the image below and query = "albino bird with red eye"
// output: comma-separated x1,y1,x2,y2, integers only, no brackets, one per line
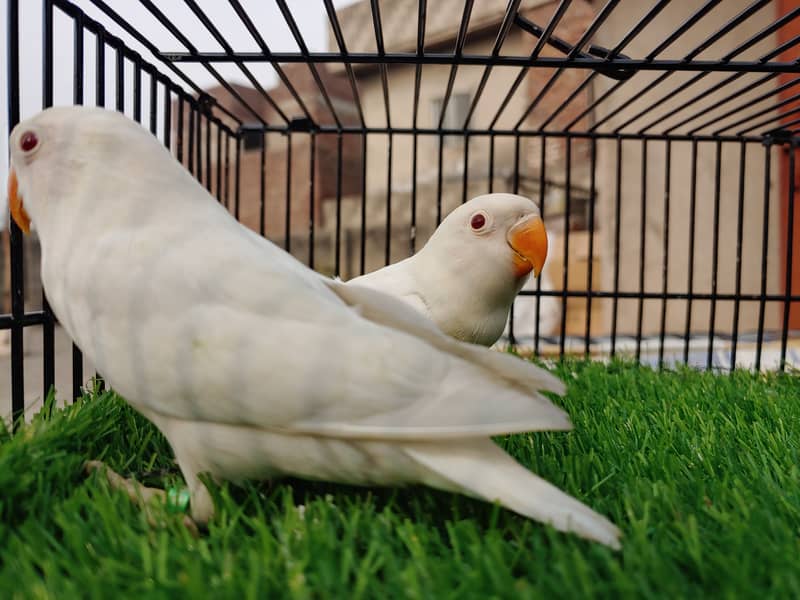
20,131,39,152
7,130,40,234
7,106,620,549
349,193,549,347
470,211,488,232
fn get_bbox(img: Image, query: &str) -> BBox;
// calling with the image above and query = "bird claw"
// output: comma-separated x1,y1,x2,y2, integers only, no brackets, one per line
83,460,199,537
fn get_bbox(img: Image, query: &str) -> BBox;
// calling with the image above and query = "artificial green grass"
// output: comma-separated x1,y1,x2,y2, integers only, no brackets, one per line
0,361,798,598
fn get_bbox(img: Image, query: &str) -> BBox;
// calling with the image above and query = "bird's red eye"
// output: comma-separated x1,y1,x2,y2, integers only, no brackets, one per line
20,131,38,152
470,213,487,230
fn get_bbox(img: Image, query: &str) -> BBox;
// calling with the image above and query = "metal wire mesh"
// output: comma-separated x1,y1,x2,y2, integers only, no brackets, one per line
3,0,799,424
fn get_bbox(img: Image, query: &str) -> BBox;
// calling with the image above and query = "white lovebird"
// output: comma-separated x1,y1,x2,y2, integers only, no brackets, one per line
349,193,548,346
7,106,620,549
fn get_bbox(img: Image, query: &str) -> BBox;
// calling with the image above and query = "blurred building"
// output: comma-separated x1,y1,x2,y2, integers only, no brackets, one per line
173,0,795,340
176,0,595,334
173,64,364,275
330,0,595,335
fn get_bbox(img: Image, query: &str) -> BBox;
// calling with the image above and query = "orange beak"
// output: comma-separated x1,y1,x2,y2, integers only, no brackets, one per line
8,167,31,234
507,214,547,278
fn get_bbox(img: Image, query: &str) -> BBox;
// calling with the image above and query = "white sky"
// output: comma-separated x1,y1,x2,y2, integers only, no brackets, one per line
0,0,359,190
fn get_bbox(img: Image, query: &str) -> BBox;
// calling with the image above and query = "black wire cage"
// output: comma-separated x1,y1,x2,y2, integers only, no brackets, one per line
3,0,800,422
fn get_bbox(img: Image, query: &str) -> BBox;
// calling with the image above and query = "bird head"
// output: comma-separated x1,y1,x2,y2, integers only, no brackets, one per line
7,113,53,234
427,193,548,281
7,106,162,238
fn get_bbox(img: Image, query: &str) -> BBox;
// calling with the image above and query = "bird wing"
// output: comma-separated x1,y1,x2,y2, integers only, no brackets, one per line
324,278,565,397
86,204,568,441
347,260,432,319
43,134,568,442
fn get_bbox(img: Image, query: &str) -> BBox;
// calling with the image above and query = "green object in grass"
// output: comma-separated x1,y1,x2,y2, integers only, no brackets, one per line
166,487,190,514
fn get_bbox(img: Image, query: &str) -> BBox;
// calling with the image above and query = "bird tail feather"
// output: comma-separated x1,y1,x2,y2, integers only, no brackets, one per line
404,439,621,549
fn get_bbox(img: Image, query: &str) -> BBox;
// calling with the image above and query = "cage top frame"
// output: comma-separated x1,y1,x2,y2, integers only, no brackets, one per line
35,0,800,143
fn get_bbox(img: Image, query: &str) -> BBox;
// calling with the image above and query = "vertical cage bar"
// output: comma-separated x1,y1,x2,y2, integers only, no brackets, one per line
488,135,495,194
780,142,796,371
385,133,393,266
559,138,571,358
461,134,470,204
163,84,172,151
234,136,242,221
72,11,85,401
755,143,772,371
195,110,202,181
95,26,105,107
610,139,623,358
42,0,56,402
204,115,211,191
683,141,699,365
115,45,124,112
436,137,444,226
534,136,547,357
133,58,141,122
707,141,723,369
216,125,222,201
335,133,343,277
43,0,53,108
360,134,368,275
309,133,316,269
509,136,521,346
148,70,157,134
635,140,647,363
730,142,747,370
584,138,597,357
7,0,25,427
413,0,426,126
658,142,672,368
409,0,422,252
176,96,185,164
223,132,231,209
410,133,418,255
187,108,195,175
259,132,266,236
285,134,293,252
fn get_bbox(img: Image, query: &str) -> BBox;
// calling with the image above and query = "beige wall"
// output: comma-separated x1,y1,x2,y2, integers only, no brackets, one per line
353,1,594,194
590,1,783,337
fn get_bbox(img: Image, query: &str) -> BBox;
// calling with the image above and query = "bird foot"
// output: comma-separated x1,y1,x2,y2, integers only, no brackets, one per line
83,460,199,537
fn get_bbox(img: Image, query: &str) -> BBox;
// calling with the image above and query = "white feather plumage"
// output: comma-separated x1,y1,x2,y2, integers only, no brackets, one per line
8,107,620,548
